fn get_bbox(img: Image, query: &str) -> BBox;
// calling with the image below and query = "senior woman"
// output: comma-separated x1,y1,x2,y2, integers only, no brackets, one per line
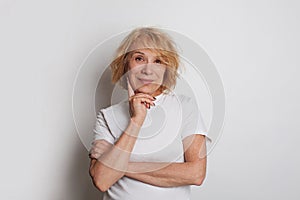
89,27,210,200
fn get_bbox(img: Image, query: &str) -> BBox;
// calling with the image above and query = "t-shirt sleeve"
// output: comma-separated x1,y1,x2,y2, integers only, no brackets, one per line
180,96,211,142
93,110,115,145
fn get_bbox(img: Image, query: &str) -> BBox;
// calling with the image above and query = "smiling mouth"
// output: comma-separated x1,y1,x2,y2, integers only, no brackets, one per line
138,78,154,85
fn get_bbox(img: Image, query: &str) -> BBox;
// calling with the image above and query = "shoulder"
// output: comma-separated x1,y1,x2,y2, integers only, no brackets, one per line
99,100,128,113
96,101,130,138
97,100,129,120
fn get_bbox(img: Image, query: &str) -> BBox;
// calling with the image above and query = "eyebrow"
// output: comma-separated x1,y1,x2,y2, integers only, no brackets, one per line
132,51,163,59
132,51,145,55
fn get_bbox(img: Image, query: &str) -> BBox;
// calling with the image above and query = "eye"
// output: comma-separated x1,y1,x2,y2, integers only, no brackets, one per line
154,59,162,64
135,56,144,62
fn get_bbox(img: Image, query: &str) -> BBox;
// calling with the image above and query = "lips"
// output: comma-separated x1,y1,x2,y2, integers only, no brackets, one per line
138,78,154,84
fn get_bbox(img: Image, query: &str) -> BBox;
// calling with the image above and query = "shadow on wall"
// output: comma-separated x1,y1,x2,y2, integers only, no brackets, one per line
65,68,115,199
66,136,104,200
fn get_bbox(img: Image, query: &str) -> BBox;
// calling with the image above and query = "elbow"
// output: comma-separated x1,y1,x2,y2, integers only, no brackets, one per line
89,161,110,192
90,161,124,192
94,178,110,192
193,169,206,186
90,167,111,192
192,162,206,186
193,174,205,186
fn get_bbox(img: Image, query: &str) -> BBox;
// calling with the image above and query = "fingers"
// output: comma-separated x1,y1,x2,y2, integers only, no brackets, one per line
127,78,156,110
89,151,100,159
89,140,113,159
127,77,135,98
89,147,105,159
89,148,106,159
127,84,156,109
129,93,156,109
130,97,155,107
129,93,156,101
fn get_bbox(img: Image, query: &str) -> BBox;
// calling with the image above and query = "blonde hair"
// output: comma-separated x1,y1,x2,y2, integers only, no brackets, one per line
110,27,180,94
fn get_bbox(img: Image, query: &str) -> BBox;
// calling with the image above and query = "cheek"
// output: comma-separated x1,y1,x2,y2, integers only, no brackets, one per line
158,68,167,81
128,62,141,75
127,64,138,77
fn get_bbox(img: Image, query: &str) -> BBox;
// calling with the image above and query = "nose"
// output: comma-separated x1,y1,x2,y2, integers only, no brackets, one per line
141,63,153,75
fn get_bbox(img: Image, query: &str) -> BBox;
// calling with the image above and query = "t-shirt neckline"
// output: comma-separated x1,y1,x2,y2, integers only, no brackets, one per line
152,91,170,106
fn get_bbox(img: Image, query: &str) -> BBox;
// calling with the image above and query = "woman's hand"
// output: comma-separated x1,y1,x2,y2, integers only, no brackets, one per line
127,78,155,126
89,139,113,160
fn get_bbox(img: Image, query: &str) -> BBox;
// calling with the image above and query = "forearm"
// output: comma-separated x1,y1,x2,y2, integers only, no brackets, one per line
125,160,205,187
91,120,141,191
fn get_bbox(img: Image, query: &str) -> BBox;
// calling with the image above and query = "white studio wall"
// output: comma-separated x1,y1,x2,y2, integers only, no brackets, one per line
0,0,299,200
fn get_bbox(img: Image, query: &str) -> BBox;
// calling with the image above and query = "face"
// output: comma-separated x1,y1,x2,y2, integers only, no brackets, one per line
127,49,167,96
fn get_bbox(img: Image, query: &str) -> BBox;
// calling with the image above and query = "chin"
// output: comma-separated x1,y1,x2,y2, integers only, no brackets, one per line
135,85,158,95
136,89,155,95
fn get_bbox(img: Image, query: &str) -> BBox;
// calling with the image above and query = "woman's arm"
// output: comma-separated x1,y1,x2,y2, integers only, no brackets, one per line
125,134,207,187
89,120,142,192
89,79,156,192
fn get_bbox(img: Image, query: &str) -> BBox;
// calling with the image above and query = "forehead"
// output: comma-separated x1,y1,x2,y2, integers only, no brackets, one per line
131,49,162,57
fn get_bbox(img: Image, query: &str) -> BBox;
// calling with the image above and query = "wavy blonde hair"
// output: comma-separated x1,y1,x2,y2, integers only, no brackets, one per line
110,27,180,94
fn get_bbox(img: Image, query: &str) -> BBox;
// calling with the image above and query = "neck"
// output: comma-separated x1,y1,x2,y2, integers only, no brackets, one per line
151,90,163,97
134,90,163,97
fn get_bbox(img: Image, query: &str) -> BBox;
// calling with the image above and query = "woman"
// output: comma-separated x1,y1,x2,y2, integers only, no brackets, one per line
89,27,210,200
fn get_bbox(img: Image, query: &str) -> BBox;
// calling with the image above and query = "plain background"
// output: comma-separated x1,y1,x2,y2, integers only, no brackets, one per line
1,0,299,199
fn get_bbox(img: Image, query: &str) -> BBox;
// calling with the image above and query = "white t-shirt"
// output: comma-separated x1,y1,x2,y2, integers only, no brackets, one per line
93,91,211,200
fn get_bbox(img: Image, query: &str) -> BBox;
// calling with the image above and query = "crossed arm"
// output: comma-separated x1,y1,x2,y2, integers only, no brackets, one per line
125,135,206,187
90,134,207,189
125,134,207,187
